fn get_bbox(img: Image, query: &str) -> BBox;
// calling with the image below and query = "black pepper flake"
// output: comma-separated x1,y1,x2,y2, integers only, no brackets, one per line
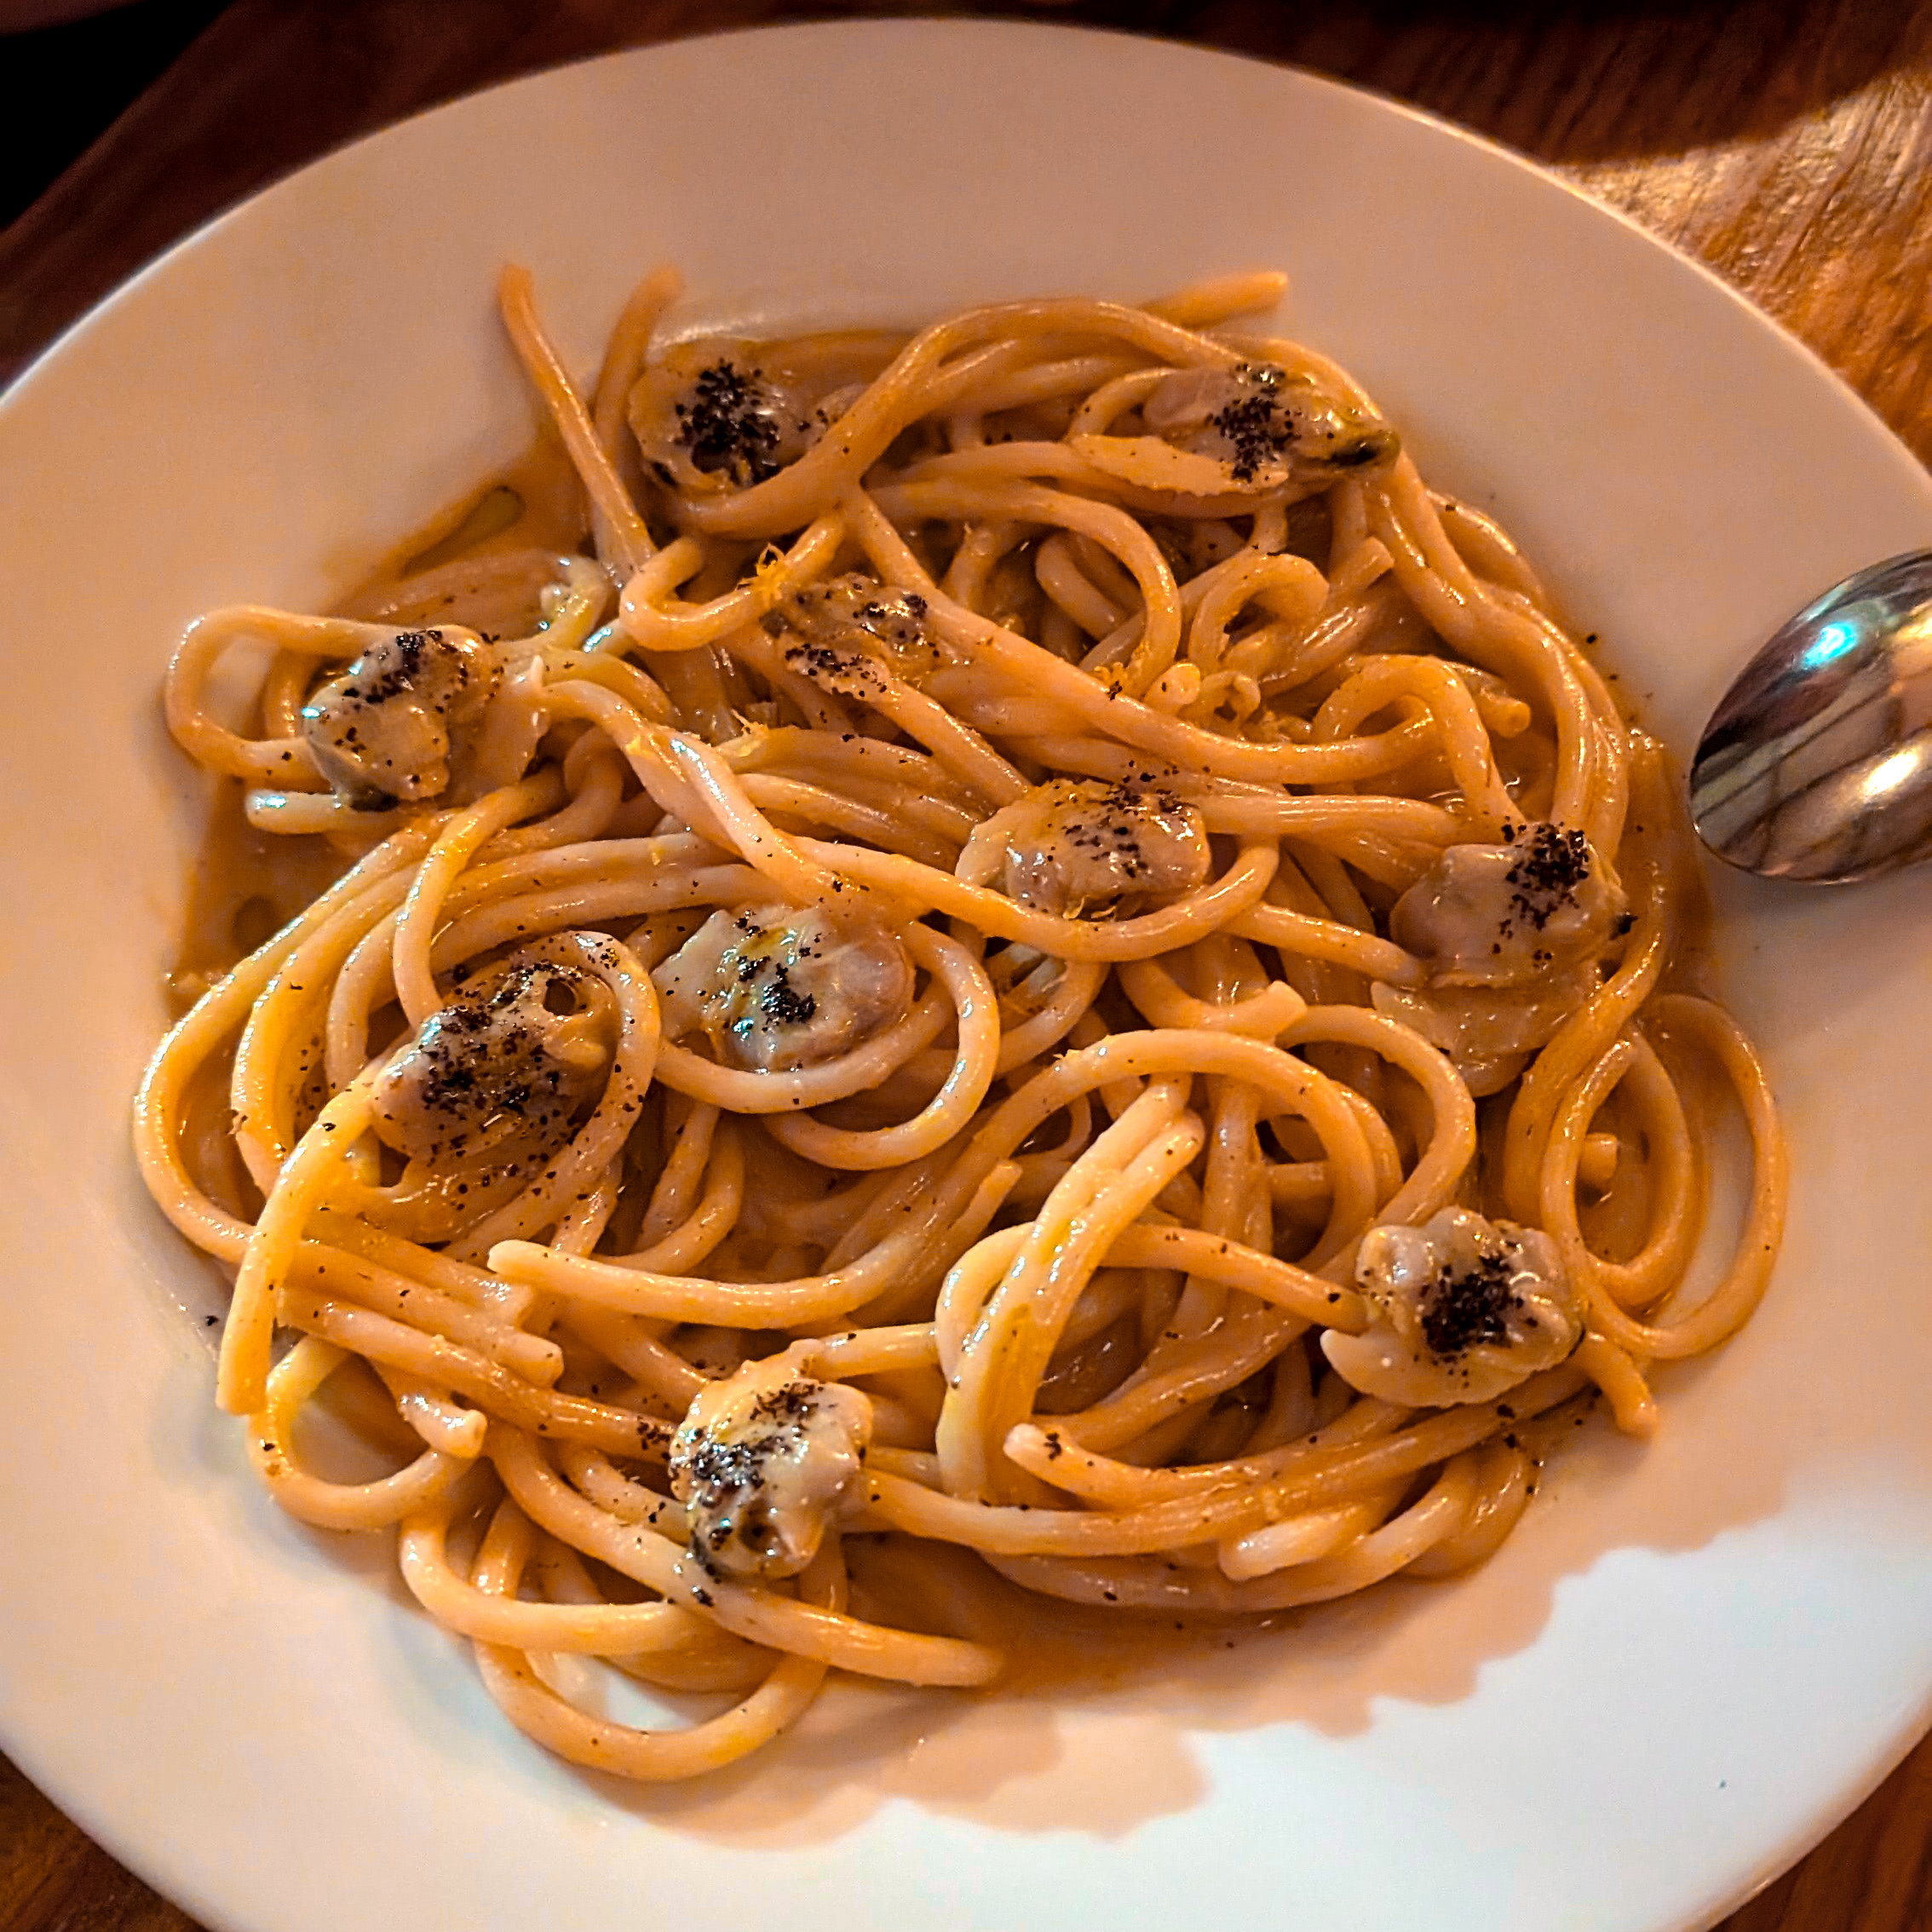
1420,1248,1521,1358
676,362,787,486
1207,362,1291,483
1502,822,1591,931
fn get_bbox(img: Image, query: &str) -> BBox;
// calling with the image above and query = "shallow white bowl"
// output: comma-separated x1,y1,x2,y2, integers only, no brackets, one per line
1,20,1929,1932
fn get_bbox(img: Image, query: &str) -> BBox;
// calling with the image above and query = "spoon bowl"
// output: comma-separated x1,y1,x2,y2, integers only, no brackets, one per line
1689,549,1932,883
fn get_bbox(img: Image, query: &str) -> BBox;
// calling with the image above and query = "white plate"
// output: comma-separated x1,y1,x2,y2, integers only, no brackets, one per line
2,21,1929,1932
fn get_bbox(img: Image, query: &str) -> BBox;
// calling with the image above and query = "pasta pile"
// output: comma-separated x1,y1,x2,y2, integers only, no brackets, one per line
135,267,1785,1780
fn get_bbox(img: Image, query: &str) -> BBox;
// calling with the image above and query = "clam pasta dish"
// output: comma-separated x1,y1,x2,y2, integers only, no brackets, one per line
135,266,1785,1781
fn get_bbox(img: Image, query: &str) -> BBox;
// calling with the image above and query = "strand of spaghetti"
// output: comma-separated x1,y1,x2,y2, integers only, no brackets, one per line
739,772,961,869
547,678,838,904
607,1121,745,1272
498,263,654,572
491,1428,1002,1685
428,867,766,969
763,926,998,1170
936,1082,1199,1498
1185,550,1328,669
940,735,1459,848
997,1395,1406,1509
618,511,845,652
377,1365,486,1458
469,1498,830,1780
559,1306,705,1412
539,644,676,737
1432,494,1548,605
1547,998,1785,1359
804,1323,942,1377
1407,1438,1536,1578
1217,1493,1400,1579
529,1533,777,1694
488,1155,1019,1327
1532,1028,1702,1316
653,975,952,1114
735,621,1029,808
814,1148,959,1268
1574,1032,1702,1309
1225,899,1423,985
556,1445,686,1528
1310,653,1514,835
992,957,1109,1072
797,834,1279,962
1101,1225,1366,1328
397,828,722,907
218,1076,376,1414
278,1291,669,1458
1280,1004,1475,1228
722,722,980,816
244,1337,466,1529
400,1483,704,1653
1496,584,1634,857
863,1397,1510,1556
164,606,392,783
946,350,1141,423
1053,1301,1303,1453
229,867,419,1187
308,1215,533,1319
883,437,1285,522
1037,530,1128,636
1118,957,1306,1037
391,771,562,1027
981,1453,1480,1612
590,263,681,470
490,745,627,865
1367,457,1599,834
635,1092,718,1239
972,1108,1207,1495
934,1225,1032,1383
1194,790,1463,846
1573,1331,1659,1436
286,1242,561,1381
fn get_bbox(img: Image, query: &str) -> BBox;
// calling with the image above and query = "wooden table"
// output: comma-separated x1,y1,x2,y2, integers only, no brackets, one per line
2,3,1928,1927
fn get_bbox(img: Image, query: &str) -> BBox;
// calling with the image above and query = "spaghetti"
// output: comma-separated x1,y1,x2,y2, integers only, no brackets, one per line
135,266,1786,1782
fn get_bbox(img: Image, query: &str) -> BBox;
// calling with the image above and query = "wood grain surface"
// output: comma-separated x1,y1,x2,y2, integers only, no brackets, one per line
2,3,1928,1929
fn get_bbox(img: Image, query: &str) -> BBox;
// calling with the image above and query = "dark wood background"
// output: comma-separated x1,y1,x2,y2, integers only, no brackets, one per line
2,3,1927,1929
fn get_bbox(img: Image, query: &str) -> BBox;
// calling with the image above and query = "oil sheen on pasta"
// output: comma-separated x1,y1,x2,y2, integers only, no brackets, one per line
135,266,1787,1784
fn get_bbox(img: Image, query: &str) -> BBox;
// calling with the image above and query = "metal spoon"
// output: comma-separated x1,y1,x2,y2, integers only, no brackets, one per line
1689,549,1932,883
